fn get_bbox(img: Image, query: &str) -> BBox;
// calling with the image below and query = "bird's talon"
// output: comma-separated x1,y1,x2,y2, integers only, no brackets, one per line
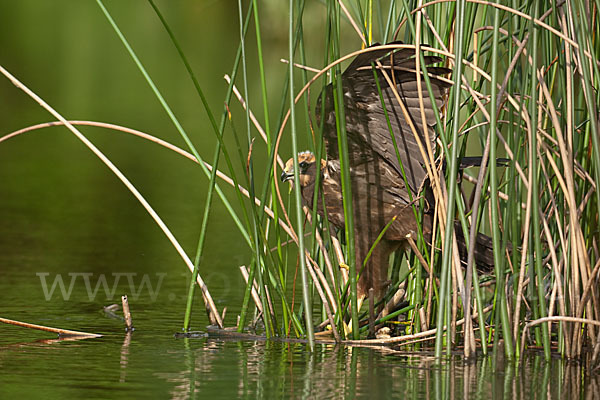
339,263,350,271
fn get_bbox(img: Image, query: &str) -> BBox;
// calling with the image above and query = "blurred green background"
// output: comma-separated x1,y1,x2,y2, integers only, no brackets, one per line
0,0,322,321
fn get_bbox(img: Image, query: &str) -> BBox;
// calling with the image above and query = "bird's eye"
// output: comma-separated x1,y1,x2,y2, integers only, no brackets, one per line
299,161,308,169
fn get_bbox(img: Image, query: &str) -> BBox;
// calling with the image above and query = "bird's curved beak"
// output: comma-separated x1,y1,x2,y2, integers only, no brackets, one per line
280,166,294,182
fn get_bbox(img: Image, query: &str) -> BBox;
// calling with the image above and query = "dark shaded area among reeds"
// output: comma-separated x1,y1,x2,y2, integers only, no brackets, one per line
1,0,599,367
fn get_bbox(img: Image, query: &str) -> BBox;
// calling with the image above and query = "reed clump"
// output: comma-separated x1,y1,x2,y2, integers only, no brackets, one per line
216,0,600,362
2,1,598,365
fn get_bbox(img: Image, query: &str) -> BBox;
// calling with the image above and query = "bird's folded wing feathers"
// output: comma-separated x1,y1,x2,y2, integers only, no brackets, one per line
318,43,451,197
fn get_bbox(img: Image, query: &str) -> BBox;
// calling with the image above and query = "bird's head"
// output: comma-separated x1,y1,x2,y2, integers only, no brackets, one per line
280,151,323,187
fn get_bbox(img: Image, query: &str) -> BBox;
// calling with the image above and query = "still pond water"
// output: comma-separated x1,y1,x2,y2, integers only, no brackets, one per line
1,269,597,400
0,1,598,398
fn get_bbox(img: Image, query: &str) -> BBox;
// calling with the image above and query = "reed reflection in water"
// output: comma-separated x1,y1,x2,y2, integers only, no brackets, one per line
154,339,599,399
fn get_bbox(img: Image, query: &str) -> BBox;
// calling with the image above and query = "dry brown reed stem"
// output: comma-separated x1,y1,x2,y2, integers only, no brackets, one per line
279,59,323,74
303,206,338,311
307,254,337,312
425,205,439,325
532,7,598,347
331,236,349,285
304,255,341,343
538,68,590,262
419,307,428,332
0,121,298,242
223,74,284,169
336,0,367,46
450,242,459,345
0,317,102,338
539,154,570,331
576,260,600,353
121,295,134,332
520,317,600,360
461,96,493,359
413,0,595,59
593,342,600,368
263,285,276,326
421,9,445,52
405,235,432,277
0,63,224,329
541,213,566,311
535,64,597,349
538,149,569,258
578,259,600,322
343,304,494,346
375,284,406,323
239,266,264,315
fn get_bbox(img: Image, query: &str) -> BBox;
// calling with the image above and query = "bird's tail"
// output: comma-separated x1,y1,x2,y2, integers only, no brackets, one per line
441,156,510,170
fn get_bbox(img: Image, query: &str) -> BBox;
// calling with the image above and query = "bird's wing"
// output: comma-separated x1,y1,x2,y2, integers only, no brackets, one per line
327,156,419,236
318,43,451,196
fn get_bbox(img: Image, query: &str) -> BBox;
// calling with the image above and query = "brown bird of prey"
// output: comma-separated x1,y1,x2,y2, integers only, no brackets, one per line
281,44,488,303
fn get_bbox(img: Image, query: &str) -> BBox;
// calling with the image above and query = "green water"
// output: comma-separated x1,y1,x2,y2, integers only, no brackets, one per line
1,332,595,399
0,1,598,398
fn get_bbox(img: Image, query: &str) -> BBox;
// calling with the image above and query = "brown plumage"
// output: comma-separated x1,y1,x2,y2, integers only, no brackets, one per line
281,44,491,302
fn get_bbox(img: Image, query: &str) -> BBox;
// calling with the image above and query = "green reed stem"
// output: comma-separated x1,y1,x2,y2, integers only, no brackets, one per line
569,0,600,244
527,0,551,361
242,0,275,337
96,0,242,329
435,0,466,359
331,4,359,339
146,0,257,331
289,0,314,349
358,305,416,334
489,2,514,359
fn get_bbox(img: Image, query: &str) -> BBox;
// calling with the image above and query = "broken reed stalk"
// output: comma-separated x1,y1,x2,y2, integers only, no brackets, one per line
121,295,134,332
0,317,102,338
